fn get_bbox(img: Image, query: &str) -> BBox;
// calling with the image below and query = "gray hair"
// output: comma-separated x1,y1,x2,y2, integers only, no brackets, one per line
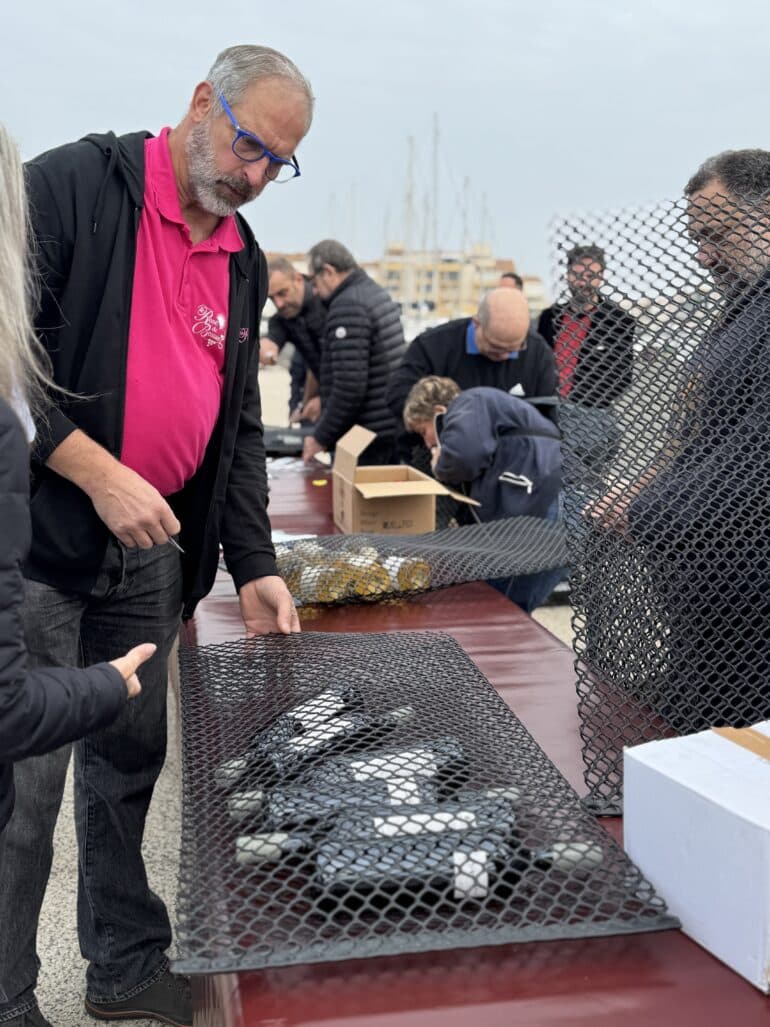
686,149,770,205
476,291,493,329
267,255,300,278
307,239,358,274
0,123,53,416
207,45,314,132
403,376,460,428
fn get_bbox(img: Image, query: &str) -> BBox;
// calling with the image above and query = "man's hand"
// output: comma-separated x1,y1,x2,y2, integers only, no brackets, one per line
259,338,279,366
303,435,326,464
301,396,321,423
87,462,181,549
584,484,634,534
47,430,180,549
239,576,301,635
109,642,157,699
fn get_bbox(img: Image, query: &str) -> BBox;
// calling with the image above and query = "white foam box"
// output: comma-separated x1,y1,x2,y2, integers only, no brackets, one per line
624,721,770,992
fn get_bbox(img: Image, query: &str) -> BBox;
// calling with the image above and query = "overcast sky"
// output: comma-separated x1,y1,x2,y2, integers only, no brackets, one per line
4,0,769,283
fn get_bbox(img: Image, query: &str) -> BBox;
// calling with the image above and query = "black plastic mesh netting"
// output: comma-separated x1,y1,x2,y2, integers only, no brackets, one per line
275,517,566,606
551,194,770,813
172,632,676,974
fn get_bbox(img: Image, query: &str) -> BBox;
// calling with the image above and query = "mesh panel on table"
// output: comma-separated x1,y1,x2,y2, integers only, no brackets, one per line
550,196,770,813
173,632,676,974
276,517,566,607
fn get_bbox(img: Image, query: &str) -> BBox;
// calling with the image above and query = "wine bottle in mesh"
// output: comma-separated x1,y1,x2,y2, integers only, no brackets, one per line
214,683,363,788
216,705,415,789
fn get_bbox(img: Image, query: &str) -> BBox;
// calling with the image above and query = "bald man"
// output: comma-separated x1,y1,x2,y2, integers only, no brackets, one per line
387,288,558,459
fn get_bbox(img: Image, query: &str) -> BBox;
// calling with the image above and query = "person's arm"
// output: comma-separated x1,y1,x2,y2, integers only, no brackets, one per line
614,309,636,393
46,430,180,548
25,160,79,465
0,417,138,760
537,307,556,347
298,370,321,423
220,260,299,634
25,162,180,548
261,313,289,366
310,303,373,451
433,395,496,484
529,338,559,425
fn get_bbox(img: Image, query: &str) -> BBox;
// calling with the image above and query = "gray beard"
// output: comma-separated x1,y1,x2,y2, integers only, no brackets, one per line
185,121,256,217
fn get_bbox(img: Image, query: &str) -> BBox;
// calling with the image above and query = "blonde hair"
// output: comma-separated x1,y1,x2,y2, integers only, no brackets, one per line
0,123,53,416
403,376,460,429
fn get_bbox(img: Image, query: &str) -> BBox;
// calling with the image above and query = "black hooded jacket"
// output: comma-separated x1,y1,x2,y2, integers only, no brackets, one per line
313,269,405,449
25,131,275,618
0,399,126,833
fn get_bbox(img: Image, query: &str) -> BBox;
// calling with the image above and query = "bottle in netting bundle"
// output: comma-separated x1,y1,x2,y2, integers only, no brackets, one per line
298,558,358,604
215,705,415,789
381,556,432,593
345,551,393,599
226,735,471,824
274,544,301,595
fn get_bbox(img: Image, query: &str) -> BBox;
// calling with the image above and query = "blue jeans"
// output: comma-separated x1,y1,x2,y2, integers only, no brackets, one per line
0,539,182,1016
488,500,567,614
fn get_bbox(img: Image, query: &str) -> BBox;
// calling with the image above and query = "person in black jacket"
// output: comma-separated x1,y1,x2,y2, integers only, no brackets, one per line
0,122,157,1026
262,256,325,423
591,150,770,732
538,245,635,478
387,287,558,463
403,377,565,612
303,240,406,465
0,47,311,1027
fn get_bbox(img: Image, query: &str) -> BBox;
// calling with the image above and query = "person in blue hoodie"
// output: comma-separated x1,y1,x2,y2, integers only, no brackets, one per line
0,122,157,1027
403,376,565,612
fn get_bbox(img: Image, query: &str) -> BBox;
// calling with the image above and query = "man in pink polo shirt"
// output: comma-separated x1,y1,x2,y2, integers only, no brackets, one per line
0,46,312,1027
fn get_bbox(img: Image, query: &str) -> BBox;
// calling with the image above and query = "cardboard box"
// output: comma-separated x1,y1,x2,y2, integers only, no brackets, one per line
332,425,475,535
624,721,770,992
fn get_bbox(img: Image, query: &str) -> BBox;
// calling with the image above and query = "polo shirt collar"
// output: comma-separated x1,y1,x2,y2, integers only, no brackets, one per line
465,319,519,360
145,127,243,253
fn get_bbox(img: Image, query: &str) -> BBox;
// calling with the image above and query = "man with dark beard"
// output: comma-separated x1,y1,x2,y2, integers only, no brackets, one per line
0,46,310,1027
538,245,635,480
591,149,770,735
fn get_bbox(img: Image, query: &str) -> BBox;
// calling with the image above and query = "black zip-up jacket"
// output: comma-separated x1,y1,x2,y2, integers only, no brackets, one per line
313,269,405,449
25,131,275,618
0,399,126,833
537,299,635,406
387,317,558,429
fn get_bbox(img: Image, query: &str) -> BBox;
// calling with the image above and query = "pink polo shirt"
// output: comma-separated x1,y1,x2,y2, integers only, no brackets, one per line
120,127,244,496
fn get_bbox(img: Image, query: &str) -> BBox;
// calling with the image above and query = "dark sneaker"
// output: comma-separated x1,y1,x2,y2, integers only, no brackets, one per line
2,1009,53,1027
84,967,191,1026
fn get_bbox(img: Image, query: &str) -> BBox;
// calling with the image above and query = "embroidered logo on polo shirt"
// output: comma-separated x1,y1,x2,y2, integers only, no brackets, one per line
239,327,249,344
192,305,226,349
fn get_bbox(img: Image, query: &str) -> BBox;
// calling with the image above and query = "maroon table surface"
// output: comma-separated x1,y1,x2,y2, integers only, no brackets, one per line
185,464,770,1026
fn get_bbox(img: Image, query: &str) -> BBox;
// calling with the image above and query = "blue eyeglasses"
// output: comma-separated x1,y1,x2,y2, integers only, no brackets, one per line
219,93,301,184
